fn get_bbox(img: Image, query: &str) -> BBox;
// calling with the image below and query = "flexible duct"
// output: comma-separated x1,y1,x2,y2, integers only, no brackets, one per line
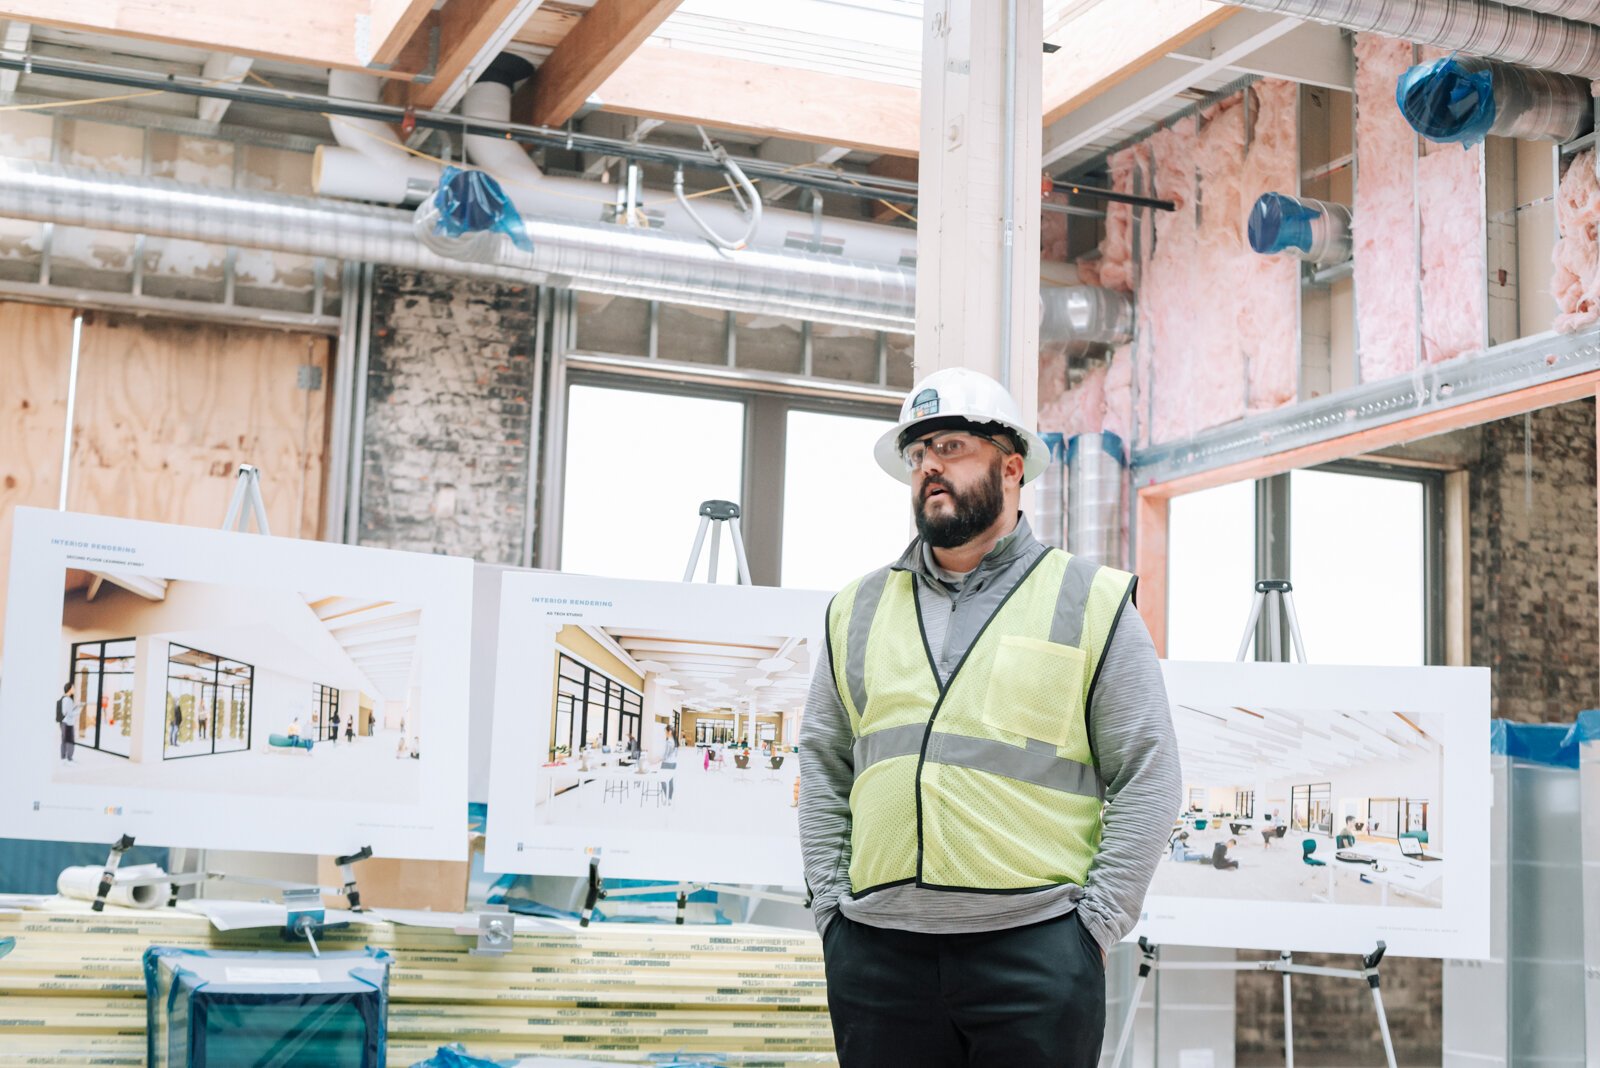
1066,431,1126,566
1038,286,1135,358
1396,55,1592,143
1227,0,1600,79
0,158,916,331
313,67,918,268
1248,192,1353,267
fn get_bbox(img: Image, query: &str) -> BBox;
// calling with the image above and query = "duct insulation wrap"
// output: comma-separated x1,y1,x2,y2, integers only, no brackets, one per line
1038,286,1135,359
1036,433,1067,549
0,158,915,332
1066,431,1126,565
1397,55,1592,145
1248,192,1353,266
1227,0,1600,78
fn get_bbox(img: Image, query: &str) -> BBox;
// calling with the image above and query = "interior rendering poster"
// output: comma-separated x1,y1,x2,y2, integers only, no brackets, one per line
0,507,473,860
1140,660,1491,958
484,571,831,885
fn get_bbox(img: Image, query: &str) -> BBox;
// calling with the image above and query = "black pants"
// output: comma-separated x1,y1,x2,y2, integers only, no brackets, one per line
59,721,75,760
823,910,1106,1067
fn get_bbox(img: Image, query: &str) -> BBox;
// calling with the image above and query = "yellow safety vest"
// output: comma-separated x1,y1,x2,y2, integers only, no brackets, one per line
827,548,1135,895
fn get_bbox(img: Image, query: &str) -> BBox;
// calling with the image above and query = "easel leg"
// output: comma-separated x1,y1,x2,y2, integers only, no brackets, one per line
1367,974,1398,1068
1280,951,1294,1068
1109,938,1156,1068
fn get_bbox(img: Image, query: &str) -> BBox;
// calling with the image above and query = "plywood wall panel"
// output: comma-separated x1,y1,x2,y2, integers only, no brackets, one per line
0,301,74,642
67,315,329,539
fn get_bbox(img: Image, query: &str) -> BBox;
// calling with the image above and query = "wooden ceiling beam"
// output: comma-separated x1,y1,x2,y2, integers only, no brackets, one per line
403,0,539,109
1041,0,1234,129
587,43,920,157
367,0,439,67
514,0,684,130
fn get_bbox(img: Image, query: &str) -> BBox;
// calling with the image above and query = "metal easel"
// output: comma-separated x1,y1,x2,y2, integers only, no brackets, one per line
580,500,803,926
1108,579,1398,1068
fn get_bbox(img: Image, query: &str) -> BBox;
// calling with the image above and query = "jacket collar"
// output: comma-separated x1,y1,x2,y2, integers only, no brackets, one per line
892,512,1039,581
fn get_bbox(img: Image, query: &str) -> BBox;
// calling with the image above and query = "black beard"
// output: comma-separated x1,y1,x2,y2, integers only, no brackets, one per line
914,458,1005,549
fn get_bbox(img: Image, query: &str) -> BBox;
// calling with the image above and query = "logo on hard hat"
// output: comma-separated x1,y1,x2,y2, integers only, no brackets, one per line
911,388,940,417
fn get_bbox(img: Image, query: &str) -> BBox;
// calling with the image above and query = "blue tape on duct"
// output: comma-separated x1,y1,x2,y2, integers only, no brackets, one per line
1568,709,1600,745
1247,192,1319,256
144,946,391,1068
430,166,533,252
1396,56,1496,146
1489,719,1580,769
1065,430,1127,467
1041,431,1066,463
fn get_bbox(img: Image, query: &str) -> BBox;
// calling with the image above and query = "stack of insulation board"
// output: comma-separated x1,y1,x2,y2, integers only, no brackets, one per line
0,907,837,1067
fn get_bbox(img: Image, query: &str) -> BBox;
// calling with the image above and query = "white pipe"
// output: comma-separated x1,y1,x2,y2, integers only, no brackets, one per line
999,0,1018,394
313,145,438,206
325,69,416,161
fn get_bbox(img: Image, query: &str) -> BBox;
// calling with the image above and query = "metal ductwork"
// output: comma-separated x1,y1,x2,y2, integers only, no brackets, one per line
1248,192,1353,267
1066,432,1127,566
1496,0,1600,21
1038,286,1135,358
0,158,916,332
1397,55,1592,143
1227,0,1600,79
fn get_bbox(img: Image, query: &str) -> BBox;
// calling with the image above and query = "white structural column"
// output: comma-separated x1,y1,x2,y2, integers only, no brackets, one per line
914,0,1044,424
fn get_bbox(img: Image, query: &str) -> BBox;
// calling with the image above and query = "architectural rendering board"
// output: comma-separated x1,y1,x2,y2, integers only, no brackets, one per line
1142,660,1491,958
0,508,473,860
484,571,830,885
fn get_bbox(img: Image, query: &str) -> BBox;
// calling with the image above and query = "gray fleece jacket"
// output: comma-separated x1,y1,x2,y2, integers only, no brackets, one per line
797,515,1182,952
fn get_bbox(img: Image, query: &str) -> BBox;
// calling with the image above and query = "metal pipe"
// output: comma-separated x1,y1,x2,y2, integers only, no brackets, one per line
1497,0,1600,20
0,158,917,332
1038,286,1135,357
57,312,82,510
344,263,374,546
1226,0,1600,79
322,261,361,543
999,0,1018,394
1397,55,1592,144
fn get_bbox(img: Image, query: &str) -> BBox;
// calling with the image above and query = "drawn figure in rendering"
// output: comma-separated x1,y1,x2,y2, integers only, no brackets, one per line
57,682,77,762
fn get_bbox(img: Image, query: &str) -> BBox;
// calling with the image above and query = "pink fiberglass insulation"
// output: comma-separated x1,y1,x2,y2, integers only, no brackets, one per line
1552,148,1600,333
1237,79,1301,412
1417,143,1487,362
1353,34,1421,382
1037,361,1107,438
1053,81,1299,446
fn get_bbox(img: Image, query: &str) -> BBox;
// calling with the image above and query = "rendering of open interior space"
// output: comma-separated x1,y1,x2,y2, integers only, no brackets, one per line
56,568,426,801
1150,704,1445,909
535,624,811,834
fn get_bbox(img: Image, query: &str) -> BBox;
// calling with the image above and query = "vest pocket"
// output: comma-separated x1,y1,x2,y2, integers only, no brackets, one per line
979,636,1088,751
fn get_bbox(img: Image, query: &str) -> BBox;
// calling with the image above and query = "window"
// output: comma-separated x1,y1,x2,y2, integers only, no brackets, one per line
560,384,745,583
552,652,641,760
695,717,735,745
164,643,253,759
1367,798,1400,839
311,684,341,742
1165,463,1442,664
1167,480,1257,660
69,639,136,758
1234,789,1255,819
1291,782,1333,835
1289,468,1429,666
781,409,908,589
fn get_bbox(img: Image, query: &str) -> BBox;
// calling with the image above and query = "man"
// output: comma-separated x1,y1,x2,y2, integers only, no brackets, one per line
799,367,1180,1067
57,682,77,762
169,702,182,748
1212,838,1240,870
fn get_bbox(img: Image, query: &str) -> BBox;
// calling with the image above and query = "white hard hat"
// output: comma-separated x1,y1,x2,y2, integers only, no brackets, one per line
874,367,1051,485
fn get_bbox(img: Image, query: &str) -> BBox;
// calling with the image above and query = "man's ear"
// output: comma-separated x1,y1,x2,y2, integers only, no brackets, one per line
1007,452,1026,485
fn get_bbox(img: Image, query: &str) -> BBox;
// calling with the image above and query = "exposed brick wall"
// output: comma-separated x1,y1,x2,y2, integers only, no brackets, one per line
358,268,538,564
1237,402,1597,1064
1469,399,1599,722
1236,952,1440,1066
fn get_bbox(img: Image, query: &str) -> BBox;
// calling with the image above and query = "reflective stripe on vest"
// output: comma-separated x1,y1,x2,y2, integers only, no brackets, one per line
829,547,1135,895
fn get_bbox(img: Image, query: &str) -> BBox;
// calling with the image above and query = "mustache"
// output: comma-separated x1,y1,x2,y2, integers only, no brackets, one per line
919,477,953,503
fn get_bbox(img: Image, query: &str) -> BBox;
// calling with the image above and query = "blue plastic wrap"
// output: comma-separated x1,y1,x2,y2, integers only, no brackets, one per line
1489,719,1580,770
0,936,13,960
144,946,391,1067
1568,709,1600,746
430,166,533,253
1396,56,1496,146
409,1046,515,1068
1247,192,1321,256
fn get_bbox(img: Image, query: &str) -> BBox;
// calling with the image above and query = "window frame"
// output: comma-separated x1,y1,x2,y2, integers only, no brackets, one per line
162,642,254,760
68,638,136,759
550,369,898,586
